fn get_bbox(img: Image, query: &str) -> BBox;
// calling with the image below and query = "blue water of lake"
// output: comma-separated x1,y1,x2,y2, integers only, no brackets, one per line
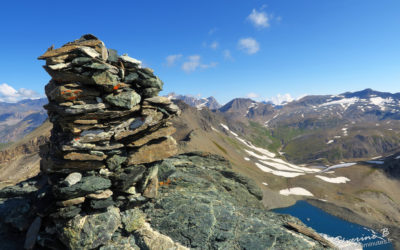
273,200,394,249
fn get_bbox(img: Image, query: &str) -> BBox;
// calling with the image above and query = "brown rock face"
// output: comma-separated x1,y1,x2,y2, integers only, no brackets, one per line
127,136,178,165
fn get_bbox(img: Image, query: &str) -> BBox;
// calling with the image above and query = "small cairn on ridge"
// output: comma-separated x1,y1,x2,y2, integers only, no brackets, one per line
38,34,180,219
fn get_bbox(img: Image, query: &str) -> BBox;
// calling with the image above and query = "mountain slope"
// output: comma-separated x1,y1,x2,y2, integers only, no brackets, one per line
216,89,400,164
0,98,47,143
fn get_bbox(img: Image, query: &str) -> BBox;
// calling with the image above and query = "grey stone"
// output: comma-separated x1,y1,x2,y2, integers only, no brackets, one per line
140,77,163,89
107,49,119,63
89,197,114,210
84,62,111,70
92,71,120,88
105,90,141,109
50,206,81,220
111,165,146,191
106,155,127,171
119,54,141,67
125,72,139,83
72,57,92,65
141,87,161,98
0,183,38,198
54,176,112,200
78,130,114,143
24,217,42,250
78,46,100,58
0,197,32,231
59,206,121,249
65,103,106,115
63,172,82,187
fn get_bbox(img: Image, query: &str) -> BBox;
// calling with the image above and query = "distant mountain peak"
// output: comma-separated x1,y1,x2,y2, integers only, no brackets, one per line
165,93,221,110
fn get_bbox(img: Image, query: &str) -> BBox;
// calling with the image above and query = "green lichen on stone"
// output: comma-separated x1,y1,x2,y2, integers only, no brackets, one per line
121,208,146,232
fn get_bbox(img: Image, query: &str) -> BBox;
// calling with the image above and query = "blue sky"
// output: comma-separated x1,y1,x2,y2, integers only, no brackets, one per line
0,0,399,104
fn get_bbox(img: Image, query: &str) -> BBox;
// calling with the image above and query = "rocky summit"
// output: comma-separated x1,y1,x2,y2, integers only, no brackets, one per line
0,152,333,250
0,35,333,250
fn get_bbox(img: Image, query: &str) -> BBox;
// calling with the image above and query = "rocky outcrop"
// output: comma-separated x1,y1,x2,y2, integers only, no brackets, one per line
0,134,49,163
0,153,332,250
142,152,330,249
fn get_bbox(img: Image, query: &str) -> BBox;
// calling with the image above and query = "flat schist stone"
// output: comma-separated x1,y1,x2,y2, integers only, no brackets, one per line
38,39,103,59
144,96,172,105
41,157,105,173
127,136,178,165
127,126,176,147
114,113,165,141
63,152,107,161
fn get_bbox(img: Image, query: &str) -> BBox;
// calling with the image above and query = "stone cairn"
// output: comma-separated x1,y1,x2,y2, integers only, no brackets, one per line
38,34,180,221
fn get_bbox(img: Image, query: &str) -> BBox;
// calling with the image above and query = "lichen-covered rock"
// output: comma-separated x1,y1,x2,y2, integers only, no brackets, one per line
53,176,111,199
135,222,189,250
141,153,331,250
59,206,121,250
0,182,38,198
121,208,146,233
99,235,140,250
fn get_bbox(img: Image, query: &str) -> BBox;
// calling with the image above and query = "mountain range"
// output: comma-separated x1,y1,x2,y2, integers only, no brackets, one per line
0,88,400,248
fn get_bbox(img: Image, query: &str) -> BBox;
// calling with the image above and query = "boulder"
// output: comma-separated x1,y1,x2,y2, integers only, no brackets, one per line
59,206,121,249
53,176,111,200
105,90,141,109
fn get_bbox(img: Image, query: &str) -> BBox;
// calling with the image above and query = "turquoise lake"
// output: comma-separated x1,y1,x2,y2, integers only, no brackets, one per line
273,200,394,249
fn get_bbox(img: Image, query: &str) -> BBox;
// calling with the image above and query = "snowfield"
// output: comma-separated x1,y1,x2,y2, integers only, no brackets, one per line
315,175,350,184
255,163,305,178
279,187,314,196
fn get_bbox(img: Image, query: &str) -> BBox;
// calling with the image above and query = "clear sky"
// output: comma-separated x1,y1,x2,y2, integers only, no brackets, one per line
0,0,399,104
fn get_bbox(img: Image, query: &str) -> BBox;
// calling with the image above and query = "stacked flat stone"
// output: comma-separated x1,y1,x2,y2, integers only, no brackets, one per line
38,34,180,216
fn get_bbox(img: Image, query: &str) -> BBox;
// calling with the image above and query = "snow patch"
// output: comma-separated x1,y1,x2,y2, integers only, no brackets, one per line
315,175,350,184
244,157,250,161
320,97,359,110
211,126,219,132
255,163,305,178
370,97,393,110
279,187,313,196
326,140,334,144
220,123,238,136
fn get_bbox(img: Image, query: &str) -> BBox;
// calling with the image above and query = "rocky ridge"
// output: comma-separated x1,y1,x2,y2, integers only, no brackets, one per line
0,152,332,249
